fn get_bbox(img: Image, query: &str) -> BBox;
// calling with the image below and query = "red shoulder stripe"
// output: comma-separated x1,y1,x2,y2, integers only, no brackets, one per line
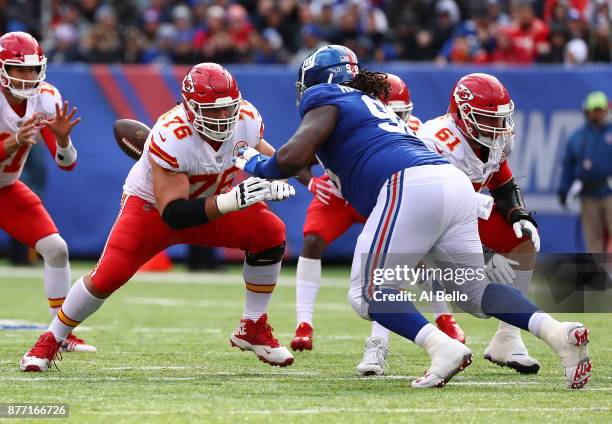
149,137,179,168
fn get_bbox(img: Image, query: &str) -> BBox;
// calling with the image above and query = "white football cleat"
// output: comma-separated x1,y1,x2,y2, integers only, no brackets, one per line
61,333,97,353
540,321,591,389
230,314,294,367
356,336,389,376
484,329,540,374
411,329,472,388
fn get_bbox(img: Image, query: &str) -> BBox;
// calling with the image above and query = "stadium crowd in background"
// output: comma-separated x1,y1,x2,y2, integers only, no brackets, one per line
0,0,609,65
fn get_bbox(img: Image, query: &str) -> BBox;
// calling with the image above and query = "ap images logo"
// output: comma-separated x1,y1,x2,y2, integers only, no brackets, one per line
453,84,474,102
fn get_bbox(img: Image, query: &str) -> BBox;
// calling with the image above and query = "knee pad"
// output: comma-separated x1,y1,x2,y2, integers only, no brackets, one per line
246,242,285,266
35,233,69,268
348,286,371,320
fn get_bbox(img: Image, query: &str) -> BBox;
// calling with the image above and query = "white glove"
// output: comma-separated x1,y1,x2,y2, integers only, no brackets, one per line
267,180,296,201
485,254,519,285
216,177,270,214
513,219,540,252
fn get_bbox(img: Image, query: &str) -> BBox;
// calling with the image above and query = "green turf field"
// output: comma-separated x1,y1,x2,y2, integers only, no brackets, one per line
0,263,610,423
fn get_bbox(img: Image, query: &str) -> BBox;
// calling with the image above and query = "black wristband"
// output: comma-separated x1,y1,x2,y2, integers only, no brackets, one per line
161,197,209,230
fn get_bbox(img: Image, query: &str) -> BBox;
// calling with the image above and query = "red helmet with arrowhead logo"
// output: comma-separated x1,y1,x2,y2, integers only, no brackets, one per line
181,63,242,143
449,73,514,149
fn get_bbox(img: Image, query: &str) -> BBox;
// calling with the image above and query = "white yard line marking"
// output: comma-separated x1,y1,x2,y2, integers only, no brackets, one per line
228,407,610,415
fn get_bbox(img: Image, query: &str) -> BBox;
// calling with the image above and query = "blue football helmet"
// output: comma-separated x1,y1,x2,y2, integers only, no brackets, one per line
296,44,360,105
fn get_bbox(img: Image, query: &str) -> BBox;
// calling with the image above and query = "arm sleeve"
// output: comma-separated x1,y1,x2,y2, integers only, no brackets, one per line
558,132,578,195
487,160,514,191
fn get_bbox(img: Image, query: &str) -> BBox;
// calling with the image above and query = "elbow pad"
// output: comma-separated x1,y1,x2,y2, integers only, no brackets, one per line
161,198,209,230
491,179,537,227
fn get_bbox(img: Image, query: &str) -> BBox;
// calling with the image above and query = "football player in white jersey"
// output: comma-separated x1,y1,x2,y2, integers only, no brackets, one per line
20,63,296,372
417,73,541,374
0,32,94,353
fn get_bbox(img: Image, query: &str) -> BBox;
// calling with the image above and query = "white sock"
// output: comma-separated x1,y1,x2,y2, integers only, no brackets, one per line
243,290,272,321
370,321,391,341
527,312,555,338
296,256,321,326
419,279,451,318
44,264,71,317
414,323,437,347
242,261,279,321
48,277,105,342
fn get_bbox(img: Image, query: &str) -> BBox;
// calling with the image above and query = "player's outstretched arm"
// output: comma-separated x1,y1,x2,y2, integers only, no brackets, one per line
276,105,338,173
234,105,338,179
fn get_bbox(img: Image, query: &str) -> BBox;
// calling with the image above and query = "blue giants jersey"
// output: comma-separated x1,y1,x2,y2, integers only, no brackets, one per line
299,83,449,216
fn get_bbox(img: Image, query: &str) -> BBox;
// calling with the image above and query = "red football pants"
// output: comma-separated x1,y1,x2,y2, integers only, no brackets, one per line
0,180,58,247
302,194,367,245
90,195,285,293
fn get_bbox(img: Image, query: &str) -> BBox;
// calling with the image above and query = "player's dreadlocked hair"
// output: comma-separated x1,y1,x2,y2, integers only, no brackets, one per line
345,69,390,102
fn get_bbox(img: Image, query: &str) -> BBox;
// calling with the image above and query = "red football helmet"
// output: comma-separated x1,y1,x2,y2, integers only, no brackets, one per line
0,32,47,99
449,73,514,149
181,63,242,143
383,73,413,122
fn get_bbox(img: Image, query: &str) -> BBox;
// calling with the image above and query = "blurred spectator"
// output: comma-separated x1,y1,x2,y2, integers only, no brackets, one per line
227,4,254,61
565,37,589,64
415,0,461,61
251,28,291,64
589,19,611,62
537,22,570,62
314,2,337,41
437,4,496,64
487,0,511,26
47,23,82,63
122,27,147,64
81,5,122,62
142,23,177,64
290,24,328,67
496,0,550,64
559,92,612,253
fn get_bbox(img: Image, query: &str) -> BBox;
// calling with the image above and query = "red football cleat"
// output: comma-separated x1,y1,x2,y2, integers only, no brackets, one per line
291,322,313,351
19,331,61,372
435,314,466,344
230,314,294,367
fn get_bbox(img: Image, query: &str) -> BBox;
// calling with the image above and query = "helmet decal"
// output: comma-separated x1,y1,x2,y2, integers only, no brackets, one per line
453,84,474,102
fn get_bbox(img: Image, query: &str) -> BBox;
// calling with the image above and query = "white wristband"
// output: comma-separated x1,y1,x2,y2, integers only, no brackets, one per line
56,140,77,167
215,191,237,215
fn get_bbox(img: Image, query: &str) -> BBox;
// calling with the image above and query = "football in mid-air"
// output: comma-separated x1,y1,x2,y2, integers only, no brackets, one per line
113,119,151,161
